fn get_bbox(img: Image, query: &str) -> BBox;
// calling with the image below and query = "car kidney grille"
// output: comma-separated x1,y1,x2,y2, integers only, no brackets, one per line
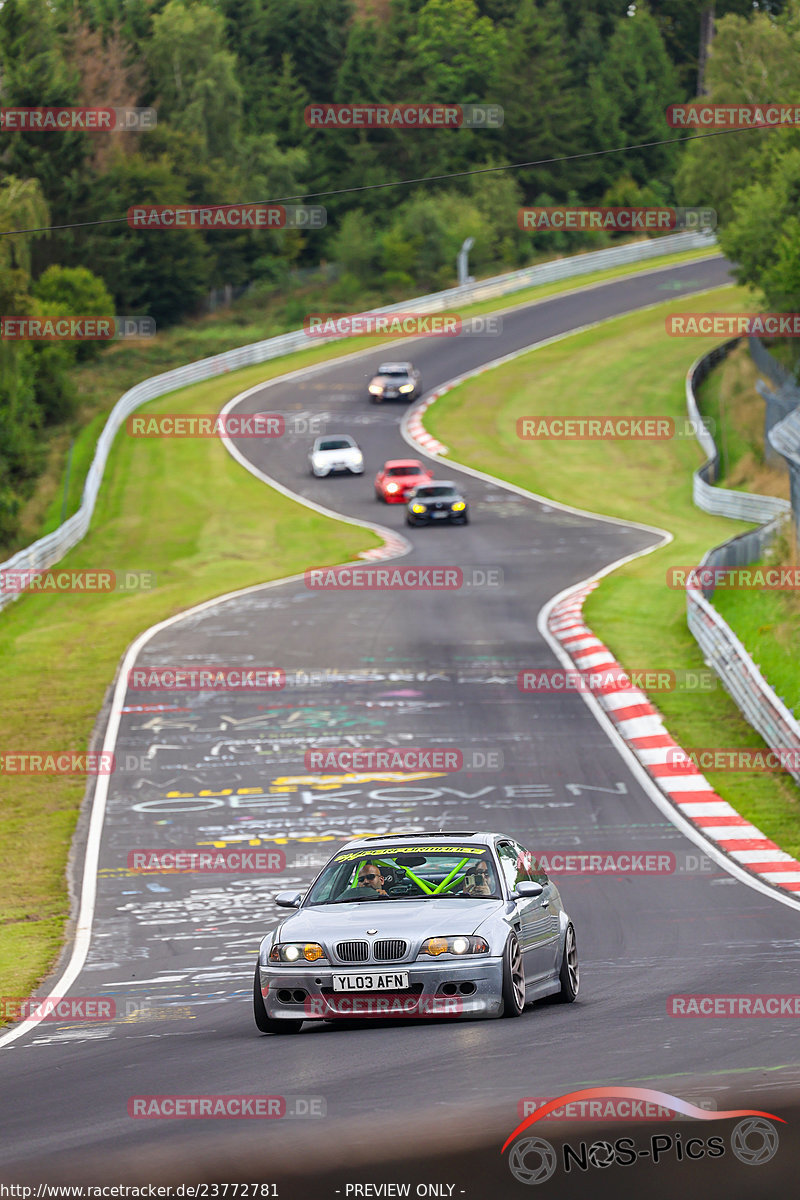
336,940,370,962
374,939,407,961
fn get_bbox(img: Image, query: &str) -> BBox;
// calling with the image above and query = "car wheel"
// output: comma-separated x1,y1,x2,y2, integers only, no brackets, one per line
375,490,384,502
501,934,525,1018
556,923,579,1002
406,517,415,527
253,968,303,1034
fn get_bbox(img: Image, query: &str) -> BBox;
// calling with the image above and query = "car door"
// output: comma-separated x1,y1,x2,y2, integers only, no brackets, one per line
518,841,562,973
496,841,559,982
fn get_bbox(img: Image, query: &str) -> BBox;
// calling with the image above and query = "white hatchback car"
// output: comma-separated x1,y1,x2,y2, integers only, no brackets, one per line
309,434,364,477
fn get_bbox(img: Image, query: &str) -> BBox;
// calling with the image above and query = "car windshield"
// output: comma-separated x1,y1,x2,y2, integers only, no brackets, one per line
415,486,456,498
305,844,501,903
318,438,353,451
377,365,409,377
387,466,422,476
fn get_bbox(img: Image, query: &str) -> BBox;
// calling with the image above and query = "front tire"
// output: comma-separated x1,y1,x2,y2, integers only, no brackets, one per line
501,935,525,1018
556,924,579,1002
253,968,303,1034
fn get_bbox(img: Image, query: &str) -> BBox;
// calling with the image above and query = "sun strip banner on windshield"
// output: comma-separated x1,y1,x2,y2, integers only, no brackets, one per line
333,845,484,862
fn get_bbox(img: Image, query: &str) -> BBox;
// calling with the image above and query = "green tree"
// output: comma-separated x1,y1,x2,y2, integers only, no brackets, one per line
676,6,800,223
0,177,50,544
588,6,681,194
496,0,587,200
147,0,243,160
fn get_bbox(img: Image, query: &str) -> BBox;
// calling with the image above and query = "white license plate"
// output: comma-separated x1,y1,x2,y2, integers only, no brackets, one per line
332,971,409,992
432,511,449,518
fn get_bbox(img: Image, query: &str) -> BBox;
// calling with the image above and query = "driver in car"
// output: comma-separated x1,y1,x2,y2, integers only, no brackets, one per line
356,861,389,897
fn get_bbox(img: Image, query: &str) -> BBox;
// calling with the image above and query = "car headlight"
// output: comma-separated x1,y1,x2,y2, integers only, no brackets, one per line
398,383,414,393
386,483,398,492
418,936,489,957
411,503,426,514
269,942,327,963
451,501,466,511
369,384,383,394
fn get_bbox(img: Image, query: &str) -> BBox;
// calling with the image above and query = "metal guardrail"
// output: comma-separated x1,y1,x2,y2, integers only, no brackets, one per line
686,340,792,524
0,230,716,612
685,342,800,786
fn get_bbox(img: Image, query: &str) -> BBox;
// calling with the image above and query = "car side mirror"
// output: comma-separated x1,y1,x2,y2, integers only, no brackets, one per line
513,881,544,899
274,890,302,908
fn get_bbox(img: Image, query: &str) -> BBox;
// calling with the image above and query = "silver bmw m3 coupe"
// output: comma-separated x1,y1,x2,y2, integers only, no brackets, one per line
254,831,579,1034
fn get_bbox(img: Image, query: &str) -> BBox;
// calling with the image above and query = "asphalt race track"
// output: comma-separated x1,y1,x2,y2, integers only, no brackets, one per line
4,256,800,1188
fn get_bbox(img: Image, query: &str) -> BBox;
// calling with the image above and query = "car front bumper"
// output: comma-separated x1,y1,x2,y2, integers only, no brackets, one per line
258,958,504,1021
407,511,467,524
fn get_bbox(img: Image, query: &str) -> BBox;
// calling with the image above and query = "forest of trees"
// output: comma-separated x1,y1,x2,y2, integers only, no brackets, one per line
0,0,797,544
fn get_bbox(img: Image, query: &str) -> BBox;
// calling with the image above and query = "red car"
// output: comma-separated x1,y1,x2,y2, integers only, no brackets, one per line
374,459,433,503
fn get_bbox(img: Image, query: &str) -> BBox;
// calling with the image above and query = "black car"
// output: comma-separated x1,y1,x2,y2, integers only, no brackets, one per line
406,481,469,526
367,361,421,404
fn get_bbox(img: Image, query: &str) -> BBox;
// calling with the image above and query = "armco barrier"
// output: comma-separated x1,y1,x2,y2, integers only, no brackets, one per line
686,340,792,524
685,343,800,786
0,230,715,613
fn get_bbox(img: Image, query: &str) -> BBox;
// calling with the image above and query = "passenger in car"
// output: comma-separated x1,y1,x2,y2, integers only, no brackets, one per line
463,858,494,896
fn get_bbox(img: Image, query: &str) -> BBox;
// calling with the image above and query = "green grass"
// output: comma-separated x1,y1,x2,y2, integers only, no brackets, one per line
697,341,790,500
0,357,380,1003
427,284,800,860
712,524,800,717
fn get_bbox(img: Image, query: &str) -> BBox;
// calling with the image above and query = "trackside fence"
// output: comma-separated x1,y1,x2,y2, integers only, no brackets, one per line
685,342,800,786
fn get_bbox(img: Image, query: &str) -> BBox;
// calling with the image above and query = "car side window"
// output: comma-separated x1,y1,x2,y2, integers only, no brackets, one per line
513,841,549,886
497,843,524,894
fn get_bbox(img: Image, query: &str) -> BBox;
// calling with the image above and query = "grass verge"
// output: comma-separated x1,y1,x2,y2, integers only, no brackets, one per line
426,284,800,861
0,355,380,1002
